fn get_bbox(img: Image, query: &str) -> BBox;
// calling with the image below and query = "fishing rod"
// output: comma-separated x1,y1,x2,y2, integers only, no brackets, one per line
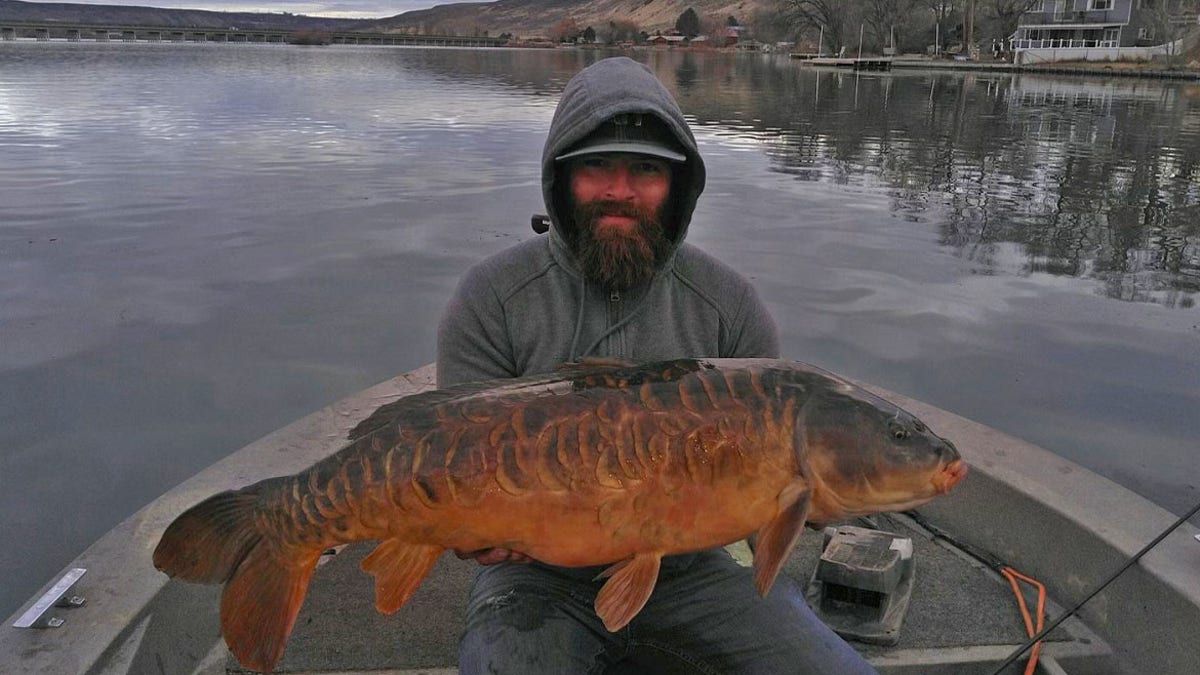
987,497,1200,675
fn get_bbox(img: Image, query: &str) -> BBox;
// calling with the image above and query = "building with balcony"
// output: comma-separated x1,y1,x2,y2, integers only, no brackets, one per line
1011,0,1197,63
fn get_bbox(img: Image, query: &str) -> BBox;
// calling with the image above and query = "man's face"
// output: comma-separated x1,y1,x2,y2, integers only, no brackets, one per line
566,152,674,290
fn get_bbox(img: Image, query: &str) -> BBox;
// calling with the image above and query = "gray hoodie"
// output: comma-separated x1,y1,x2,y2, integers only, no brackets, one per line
436,56,778,389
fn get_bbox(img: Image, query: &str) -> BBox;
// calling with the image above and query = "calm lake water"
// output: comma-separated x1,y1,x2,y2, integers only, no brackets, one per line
1,43,1198,619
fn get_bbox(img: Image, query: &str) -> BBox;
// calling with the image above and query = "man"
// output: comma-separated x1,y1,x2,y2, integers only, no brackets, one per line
437,57,876,674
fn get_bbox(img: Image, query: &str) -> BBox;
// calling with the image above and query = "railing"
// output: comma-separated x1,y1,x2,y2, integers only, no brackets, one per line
1019,10,1121,25
1010,38,1118,49
1169,11,1200,26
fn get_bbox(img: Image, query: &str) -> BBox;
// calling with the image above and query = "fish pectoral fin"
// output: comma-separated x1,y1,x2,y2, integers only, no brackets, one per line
360,539,442,615
752,482,812,597
594,552,662,632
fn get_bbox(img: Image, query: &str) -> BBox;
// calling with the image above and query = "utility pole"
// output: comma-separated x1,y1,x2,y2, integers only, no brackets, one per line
964,0,976,58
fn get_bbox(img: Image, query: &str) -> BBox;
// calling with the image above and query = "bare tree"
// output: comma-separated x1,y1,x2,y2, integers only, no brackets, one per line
701,14,727,45
981,0,1040,44
779,0,858,52
864,0,925,52
550,17,581,43
748,5,793,45
599,19,640,45
1143,0,1189,66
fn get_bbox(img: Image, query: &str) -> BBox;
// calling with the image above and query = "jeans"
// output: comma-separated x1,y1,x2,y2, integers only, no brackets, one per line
457,548,877,675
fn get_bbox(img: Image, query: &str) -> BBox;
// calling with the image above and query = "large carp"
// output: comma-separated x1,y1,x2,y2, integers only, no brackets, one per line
154,358,967,672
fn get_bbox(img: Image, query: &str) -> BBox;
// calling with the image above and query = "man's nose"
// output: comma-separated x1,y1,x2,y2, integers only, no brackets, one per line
603,165,636,200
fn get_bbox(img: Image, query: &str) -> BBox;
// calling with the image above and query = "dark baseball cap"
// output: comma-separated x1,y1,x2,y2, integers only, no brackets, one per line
555,113,687,163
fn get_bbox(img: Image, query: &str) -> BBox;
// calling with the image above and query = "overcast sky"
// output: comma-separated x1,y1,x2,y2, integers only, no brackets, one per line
27,0,446,19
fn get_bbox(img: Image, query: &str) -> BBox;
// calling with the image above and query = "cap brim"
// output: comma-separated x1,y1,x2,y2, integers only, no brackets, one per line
555,142,687,163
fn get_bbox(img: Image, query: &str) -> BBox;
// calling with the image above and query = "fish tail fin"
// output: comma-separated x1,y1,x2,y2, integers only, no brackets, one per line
153,488,264,583
153,482,321,672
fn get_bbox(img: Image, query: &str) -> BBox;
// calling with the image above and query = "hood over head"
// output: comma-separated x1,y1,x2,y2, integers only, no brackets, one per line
542,57,706,254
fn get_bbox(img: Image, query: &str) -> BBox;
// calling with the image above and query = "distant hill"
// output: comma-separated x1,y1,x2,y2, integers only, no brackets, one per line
0,0,779,38
0,0,366,30
361,0,776,38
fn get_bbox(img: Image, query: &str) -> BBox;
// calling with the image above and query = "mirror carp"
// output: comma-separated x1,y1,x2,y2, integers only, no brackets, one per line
153,357,967,672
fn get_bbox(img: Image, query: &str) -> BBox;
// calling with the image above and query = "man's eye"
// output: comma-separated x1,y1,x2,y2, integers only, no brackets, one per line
634,162,665,174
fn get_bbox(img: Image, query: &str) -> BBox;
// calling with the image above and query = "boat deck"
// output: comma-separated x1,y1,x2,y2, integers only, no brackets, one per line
216,512,1118,675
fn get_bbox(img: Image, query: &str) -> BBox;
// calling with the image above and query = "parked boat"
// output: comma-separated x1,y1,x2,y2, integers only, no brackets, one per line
3,363,1197,674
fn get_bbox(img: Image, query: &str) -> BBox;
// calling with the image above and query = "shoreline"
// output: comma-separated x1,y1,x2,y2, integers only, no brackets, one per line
888,57,1200,80
787,52,1200,81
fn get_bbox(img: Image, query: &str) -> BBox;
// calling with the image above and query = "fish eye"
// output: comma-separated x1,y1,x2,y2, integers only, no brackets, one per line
889,423,910,441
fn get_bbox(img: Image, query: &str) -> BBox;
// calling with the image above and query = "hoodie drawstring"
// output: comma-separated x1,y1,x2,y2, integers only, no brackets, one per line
568,274,587,361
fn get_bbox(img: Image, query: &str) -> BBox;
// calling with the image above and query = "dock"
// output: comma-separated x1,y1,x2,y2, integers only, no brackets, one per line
792,53,1200,80
806,57,893,71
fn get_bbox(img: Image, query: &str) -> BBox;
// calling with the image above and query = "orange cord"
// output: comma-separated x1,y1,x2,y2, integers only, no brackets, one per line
1000,566,1046,675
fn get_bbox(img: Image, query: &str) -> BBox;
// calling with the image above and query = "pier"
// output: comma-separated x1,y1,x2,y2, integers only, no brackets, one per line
806,57,893,71
0,21,506,47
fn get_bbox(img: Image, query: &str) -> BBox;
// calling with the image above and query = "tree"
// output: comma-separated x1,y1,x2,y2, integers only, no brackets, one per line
583,26,596,43
550,17,581,43
702,14,730,45
975,0,1038,51
676,7,702,37
600,19,640,44
780,0,859,53
1143,0,1191,67
748,6,792,45
726,15,740,26
864,0,924,53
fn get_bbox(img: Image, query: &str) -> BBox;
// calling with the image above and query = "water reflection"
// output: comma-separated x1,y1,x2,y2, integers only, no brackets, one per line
403,50,1200,307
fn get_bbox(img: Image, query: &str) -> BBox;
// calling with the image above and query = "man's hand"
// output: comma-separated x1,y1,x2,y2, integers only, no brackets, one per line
454,547,533,565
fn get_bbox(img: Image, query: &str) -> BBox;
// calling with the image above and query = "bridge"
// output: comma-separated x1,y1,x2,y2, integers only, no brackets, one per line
0,21,507,47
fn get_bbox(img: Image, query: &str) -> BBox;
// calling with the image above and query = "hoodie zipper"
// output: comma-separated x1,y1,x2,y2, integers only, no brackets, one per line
608,289,622,355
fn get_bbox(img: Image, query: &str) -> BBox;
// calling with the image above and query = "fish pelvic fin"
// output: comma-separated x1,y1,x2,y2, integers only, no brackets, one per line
753,482,812,597
153,489,263,583
220,540,321,673
594,552,662,632
360,539,443,614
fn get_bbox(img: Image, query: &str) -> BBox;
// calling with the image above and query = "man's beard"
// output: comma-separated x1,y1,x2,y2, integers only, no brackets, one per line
568,199,674,290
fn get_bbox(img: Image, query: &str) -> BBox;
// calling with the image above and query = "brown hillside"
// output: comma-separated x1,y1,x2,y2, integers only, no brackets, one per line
365,0,776,39
0,0,363,29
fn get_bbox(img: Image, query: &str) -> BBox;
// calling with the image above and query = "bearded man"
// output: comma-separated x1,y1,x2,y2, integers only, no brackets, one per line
437,57,876,674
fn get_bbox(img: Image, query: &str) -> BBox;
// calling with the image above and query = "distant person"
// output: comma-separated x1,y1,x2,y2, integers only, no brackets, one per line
437,57,877,674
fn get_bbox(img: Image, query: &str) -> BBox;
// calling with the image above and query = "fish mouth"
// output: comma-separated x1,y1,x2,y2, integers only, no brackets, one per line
932,459,968,494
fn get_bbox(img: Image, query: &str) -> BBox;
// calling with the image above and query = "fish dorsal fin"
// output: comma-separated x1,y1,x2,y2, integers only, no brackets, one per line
593,552,662,631
752,482,812,596
347,380,503,440
360,539,443,614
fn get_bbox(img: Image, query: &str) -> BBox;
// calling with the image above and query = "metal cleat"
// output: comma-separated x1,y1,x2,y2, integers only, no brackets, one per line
12,568,87,629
